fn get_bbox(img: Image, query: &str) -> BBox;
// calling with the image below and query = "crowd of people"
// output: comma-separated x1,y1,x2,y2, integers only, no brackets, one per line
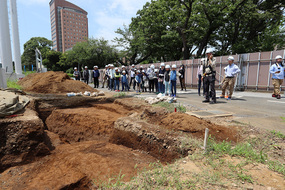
74,51,285,102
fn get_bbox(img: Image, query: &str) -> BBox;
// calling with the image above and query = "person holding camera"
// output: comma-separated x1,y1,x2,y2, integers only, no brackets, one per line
270,55,284,99
202,49,217,104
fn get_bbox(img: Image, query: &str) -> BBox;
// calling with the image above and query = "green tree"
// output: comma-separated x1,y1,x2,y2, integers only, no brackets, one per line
42,50,63,71
21,37,53,67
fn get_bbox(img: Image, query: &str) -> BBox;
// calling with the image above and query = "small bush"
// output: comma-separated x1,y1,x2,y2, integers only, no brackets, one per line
7,80,22,90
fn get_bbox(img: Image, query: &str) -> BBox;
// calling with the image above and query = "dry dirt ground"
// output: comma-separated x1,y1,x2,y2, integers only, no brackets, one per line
0,93,284,189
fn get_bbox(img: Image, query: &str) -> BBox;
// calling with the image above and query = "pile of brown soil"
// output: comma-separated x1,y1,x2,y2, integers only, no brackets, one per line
18,71,98,94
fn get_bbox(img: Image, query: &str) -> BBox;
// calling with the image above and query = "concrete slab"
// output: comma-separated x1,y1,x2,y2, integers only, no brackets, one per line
186,110,233,119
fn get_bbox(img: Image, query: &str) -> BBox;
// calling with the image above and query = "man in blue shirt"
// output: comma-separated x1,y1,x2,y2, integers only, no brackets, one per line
92,66,100,88
220,56,241,100
269,55,284,99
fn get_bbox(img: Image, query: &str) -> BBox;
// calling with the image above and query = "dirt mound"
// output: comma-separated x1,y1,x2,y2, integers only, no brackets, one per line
142,111,241,142
45,103,132,143
18,71,98,94
0,140,157,190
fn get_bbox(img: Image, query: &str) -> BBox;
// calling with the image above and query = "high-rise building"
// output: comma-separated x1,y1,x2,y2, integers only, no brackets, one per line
49,0,88,52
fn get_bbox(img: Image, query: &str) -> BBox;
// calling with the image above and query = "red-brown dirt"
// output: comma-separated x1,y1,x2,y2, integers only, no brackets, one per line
0,140,157,190
45,103,133,143
18,71,98,94
141,110,241,142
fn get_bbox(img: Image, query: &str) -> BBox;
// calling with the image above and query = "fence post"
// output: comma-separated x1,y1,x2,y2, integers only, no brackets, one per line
267,51,273,91
245,53,250,90
191,58,194,87
185,60,188,87
256,52,261,90
219,56,222,89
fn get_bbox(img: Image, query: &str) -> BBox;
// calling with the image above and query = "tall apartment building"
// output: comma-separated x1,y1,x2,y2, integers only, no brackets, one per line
49,0,88,52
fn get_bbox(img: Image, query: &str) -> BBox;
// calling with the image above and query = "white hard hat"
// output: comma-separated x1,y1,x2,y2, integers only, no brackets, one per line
140,65,143,68
85,66,88,69
154,69,158,72
122,70,126,74
165,65,170,69
151,64,155,69
206,48,213,54
74,67,77,70
105,65,108,68
94,66,98,68
137,70,140,73
122,65,125,68
172,65,177,69
276,55,283,59
132,64,135,66
227,56,234,61
142,70,145,73
115,67,118,70
161,63,165,67
110,64,114,67
200,58,205,62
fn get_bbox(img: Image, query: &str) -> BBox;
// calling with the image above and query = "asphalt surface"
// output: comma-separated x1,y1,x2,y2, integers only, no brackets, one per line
92,84,285,134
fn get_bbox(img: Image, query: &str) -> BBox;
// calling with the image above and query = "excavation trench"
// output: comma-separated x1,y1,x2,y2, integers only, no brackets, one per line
0,96,241,190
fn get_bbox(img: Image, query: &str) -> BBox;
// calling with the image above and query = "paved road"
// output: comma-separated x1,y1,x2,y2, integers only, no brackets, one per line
93,85,285,134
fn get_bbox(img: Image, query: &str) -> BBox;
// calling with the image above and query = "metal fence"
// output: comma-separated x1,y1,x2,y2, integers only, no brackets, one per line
99,49,285,91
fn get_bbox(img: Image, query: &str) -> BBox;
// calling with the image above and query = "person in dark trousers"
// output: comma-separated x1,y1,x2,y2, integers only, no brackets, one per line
154,69,159,94
83,66,89,84
92,66,100,88
197,59,205,96
158,63,165,94
121,70,129,91
179,65,186,91
170,65,177,97
147,65,155,92
164,65,171,96
73,67,80,81
202,49,217,104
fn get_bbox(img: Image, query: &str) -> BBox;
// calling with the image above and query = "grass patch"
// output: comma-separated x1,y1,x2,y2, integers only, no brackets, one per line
270,130,285,139
113,92,127,98
7,79,22,90
23,71,36,76
153,102,187,113
153,101,176,112
281,117,285,122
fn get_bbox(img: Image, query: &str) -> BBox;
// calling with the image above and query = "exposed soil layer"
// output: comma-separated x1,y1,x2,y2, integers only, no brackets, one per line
141,109,241,142
0,96,242,189
0,141,157,190
18,71,98,94
46,103,133,143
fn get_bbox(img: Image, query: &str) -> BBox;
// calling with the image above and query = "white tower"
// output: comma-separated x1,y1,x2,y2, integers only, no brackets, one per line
0,0,14,73
10,0,23,75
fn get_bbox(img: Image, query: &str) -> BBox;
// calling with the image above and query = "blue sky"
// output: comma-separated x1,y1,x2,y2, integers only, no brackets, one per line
16,0,149,53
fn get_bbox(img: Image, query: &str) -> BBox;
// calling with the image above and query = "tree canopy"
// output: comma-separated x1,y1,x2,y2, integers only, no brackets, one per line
115,0,285,62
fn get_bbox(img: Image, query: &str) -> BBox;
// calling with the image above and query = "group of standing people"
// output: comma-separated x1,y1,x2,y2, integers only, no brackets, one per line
97,63,186,97
73,51,284,101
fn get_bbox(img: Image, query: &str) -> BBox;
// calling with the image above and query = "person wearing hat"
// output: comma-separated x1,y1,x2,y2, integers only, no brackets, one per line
178,64,186,91
197,59,205,96
73,67,81,81
202,49,217,104
170,65,177,97
102,65,109,88
158,63,166,94
135,70,142,93
121,70,129,91
130,64,136,90
220,56,240,100
114,67,121,92
270,55,284,99
147,65,155,93
154,68,159,94
92,66,100,88
164,65,171,96
109,64,115,90
83,66,89,84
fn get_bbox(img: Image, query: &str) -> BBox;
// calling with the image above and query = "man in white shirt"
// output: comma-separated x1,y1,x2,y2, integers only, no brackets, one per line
220,56,241,100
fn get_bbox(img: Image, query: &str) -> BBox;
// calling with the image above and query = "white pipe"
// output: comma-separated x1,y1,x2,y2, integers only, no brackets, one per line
203,128,209,151
0,0,13,73
10,0,22,75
